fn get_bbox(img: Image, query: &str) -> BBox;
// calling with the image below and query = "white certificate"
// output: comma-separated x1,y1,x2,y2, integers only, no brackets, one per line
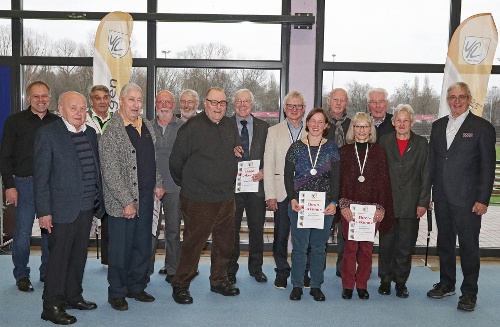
348,204,376,242
235,160,260,193
297,191,326,229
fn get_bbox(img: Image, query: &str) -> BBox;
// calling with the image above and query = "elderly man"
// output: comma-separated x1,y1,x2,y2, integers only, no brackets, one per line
34,91,104,325
378,104,430,298
148,90,184,283
86,85,112,268
100,83,165,311
427,82,495,312
170,87,240,304
0,81,59,292
179,89,199,122
227,89,270,285
366,88,395,139
326,88,351,278
264,91,307,289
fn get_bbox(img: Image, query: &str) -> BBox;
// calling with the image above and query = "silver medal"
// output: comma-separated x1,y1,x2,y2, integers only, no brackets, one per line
310,169,317,175
358,175,365,182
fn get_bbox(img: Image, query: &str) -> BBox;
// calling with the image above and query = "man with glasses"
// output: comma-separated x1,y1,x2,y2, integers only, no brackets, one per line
228,89,270,285
148,90,184,283
366,88,395,140
427,82,495,312
179,89,199,122
170,87,241,304
264,91,307,289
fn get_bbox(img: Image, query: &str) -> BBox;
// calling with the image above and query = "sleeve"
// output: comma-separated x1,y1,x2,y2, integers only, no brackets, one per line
263,128,277,200
33,128,52,217
283,144,296,201
0,117,17,188
329,156,340,203
169,123,189,187
477,122,497,205
418,138,431,208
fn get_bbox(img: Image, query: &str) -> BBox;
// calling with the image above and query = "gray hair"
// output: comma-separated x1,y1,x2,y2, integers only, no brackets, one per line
233,88,254,103
120,82,142,99
283,91,306,107
366,88,388,102
345,112,377,144
180,89,200,103
392,104,415,123
329,88,349,103
447,82,471,98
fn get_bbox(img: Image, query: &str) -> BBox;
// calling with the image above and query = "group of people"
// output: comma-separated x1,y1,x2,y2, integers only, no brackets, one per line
0,80,495,325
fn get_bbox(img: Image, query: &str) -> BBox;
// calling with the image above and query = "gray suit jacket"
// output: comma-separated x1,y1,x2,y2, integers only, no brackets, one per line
34,119,105,223
379,131,430,218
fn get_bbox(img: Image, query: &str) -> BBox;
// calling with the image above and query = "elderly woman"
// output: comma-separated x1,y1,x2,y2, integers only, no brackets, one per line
284,108,340,301
378,104,430,298
100,83,165,311
339,112,394,300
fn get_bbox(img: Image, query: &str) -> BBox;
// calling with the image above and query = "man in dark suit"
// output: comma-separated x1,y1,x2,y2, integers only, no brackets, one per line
228,89,270,285
379,104,430,298
34,91,105,324
427,82,496,312
366,88,395,140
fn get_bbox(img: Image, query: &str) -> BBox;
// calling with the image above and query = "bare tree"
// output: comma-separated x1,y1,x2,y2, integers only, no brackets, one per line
0,24,12,56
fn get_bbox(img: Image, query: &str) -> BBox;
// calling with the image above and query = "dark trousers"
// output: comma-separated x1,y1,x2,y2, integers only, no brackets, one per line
334,220,345,275
378,218,420,284
108,192,154,298
100,213,109,265
42,209,94,308
171,196,235,288
273,198,291,277
435,199,481,295
228,193,266,275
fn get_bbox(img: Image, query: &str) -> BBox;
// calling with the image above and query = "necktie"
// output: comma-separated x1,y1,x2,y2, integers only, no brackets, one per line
240,120,250,161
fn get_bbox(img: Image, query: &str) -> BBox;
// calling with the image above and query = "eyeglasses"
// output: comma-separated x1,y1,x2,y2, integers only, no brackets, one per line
235,99,252,105
180,100,196,105
205,99,228,107
156,100,174,106
354,125,370,130
447,95,469,102
368,100,387,106
331,98,346,103
285,104,304,110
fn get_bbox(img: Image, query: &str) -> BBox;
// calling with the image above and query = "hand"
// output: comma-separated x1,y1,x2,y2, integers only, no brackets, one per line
155,187,166,200
5,188,18,206
472,202,488,216
341,207,354,222
416,206,427,219
234,146,243,158
267,199,278,212
123,202,137,219
252,169,264,182
373,209,385,223
324,203,337,216
38,215,53,233
290,199,302,212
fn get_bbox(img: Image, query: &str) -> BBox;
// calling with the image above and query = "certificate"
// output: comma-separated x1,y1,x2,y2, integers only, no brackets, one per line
297,191,326,229
348,204,376,242
235,160,260,193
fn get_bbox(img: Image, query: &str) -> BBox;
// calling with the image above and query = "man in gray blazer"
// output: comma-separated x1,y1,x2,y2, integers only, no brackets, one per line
34,91,105,325
427,82,496,312
228,89,270,284
378,104,430,298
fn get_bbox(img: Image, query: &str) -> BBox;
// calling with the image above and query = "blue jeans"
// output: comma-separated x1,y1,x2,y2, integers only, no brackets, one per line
289,204,333,289
12,176,49,280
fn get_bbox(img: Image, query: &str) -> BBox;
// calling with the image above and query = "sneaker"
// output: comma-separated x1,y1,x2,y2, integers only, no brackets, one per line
427,283,456,299
457,294,477,312
274,275,287,289
395,283,409,298
16,277,34,292
378,282,391,295
289,287,303,300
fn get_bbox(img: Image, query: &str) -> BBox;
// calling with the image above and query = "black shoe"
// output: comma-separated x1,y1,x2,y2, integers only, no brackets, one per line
457,294,477,312
16,277,34,292
126,290,155,302
378,282,391,295
165,274,175,283
289,287,303,300
427,283,456,299
63,300,97,310
336,271,341,278
310,288,325,301
158,267,167,275
250,271,268,283
227,273,237,285
395,283,409,298
341,289,353,299
172,287,193,304
303,273,311,288
210,283,240,296
108,297,128,311
41,305,77,325
274,275,287,289
357,288,369,299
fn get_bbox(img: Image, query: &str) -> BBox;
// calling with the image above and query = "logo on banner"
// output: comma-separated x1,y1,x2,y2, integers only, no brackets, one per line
462,36,491,65
108,30,130,58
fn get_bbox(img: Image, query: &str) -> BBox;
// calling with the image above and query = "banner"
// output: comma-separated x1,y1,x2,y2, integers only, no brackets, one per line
438,13,498,118
93,11,133,113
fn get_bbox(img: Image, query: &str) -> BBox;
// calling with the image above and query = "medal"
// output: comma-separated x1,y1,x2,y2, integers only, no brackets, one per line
307,137,323,176
358,175,365,182
310,169,317,175
354,143,369,183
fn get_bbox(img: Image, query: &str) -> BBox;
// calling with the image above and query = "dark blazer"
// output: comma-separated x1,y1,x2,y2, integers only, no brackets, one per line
379,131,430,218
429,112,496,208
326,116,350,145
34,119,105,224
375,113,395,142
233,114,270,197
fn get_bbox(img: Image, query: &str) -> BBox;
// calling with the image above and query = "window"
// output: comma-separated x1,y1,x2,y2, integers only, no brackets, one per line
0,20,11,56
23,0,146,12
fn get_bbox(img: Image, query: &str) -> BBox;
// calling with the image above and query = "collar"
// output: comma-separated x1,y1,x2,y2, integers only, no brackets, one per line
448,109,469,123
236,114,253,125
91,109,111,122
62,117,87,133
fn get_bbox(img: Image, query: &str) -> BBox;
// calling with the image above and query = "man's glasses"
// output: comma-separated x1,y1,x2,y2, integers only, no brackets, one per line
285,104,304,110
156,100,174,106
447,95,469,102
235,99,252,105
368,100,387,106
205,99,228,107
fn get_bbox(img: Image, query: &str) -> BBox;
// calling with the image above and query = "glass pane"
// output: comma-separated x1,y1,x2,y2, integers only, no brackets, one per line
23,0,146,12
0,19,11,56
158,0,281,14
23,20,147,58
485,75,500,124
156,68,281,126
323,0,449,63
0,2,9,9
157,22,281,60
